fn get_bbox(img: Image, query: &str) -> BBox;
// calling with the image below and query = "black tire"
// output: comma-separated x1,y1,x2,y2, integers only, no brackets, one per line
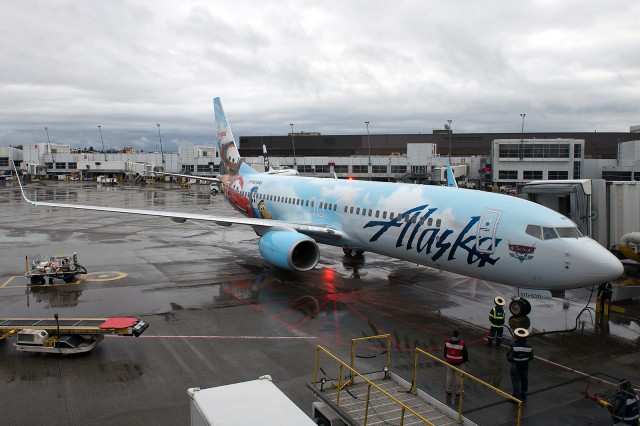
342,247,353,256
521,299,532,316
30,276,40,285
509,300,525,317
63,276,76,283
355,250,365,256
316,416,331,426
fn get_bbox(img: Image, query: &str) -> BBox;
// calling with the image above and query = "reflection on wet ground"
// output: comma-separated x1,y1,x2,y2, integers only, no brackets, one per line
0,181,638,426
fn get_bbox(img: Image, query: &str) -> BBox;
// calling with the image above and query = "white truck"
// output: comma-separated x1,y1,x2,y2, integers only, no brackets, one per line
97,175,117,185
187,375,315,425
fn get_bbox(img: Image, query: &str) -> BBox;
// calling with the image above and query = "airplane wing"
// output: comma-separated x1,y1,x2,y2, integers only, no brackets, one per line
13,165,341,241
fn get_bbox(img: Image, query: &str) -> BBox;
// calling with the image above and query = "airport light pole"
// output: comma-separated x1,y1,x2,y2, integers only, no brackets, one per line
44,126,55,164
156,123,165,167
445,120,452,164
365,121,371,165
97,125,107,161
520,113,526,161
365,121,371,180
289,123,296,167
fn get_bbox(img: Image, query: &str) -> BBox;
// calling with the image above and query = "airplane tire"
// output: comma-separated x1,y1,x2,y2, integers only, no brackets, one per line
355,250,365,256
509,300,525,317
316,416,330,426
343,247,353,256
509,298,532,317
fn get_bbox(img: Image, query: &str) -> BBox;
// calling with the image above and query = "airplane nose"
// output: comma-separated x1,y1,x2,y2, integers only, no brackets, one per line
576,239,624,284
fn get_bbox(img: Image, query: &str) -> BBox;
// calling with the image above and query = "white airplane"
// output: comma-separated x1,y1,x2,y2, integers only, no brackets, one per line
15,98,623,316
262,144,298,176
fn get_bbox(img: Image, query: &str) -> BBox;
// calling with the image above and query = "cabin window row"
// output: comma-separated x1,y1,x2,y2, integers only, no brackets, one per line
342,205,442,227
229,188,339,211
226,187,443,226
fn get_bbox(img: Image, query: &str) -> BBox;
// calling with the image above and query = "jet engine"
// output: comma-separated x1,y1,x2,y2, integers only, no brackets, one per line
258,230,320,272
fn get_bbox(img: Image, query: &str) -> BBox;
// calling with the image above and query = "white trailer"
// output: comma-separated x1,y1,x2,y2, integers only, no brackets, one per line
187,375,315,425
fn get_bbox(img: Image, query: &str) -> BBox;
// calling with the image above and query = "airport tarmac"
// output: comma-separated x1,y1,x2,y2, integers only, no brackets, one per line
0,180,638,426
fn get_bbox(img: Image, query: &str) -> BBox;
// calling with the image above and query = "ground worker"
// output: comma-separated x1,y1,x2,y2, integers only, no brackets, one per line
487,296,506,346
609,379,639,425
506,328,534,401
597,282,613,316
444,329,468,396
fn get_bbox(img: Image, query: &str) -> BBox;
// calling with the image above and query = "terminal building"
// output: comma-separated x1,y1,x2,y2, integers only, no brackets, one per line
1,129,639,187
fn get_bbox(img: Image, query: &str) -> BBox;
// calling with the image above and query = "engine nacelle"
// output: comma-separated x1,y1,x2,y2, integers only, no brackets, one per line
258,230,320,272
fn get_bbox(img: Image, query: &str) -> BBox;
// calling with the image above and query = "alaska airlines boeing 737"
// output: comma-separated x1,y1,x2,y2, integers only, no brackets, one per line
15,98,623,315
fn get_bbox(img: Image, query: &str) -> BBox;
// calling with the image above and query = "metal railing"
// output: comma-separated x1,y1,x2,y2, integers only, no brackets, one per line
312,343,434,425
411,347,523,425
312,334,523,426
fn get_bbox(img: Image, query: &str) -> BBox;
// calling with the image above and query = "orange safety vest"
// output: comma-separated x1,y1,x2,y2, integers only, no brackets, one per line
445,338,465,364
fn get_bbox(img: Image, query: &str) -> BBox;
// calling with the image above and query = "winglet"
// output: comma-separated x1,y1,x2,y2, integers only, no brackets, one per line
12,161,36,204
446,164,458,188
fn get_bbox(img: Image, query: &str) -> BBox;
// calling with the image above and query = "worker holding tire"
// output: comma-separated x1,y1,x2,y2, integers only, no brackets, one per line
487,296,506,347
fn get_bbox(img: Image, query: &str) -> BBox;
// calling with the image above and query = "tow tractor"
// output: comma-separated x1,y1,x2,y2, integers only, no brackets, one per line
0,316,149,355
25,252,87,284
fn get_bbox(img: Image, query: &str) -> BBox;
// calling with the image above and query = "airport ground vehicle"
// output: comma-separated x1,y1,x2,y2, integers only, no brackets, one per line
25,252,87,284
187,375,314,425
97,175,117,185
0,317,149,355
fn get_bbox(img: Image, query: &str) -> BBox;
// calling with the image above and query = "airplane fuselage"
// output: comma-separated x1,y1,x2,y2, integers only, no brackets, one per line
223,163,622,291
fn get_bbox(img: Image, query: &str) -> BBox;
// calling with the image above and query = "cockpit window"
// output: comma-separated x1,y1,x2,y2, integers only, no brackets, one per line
543,227,558,240
527,224,584,240
526,225,542,239
556,227,583,238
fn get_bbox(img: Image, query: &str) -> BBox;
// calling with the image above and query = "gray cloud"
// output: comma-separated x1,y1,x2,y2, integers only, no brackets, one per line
1,0,638,150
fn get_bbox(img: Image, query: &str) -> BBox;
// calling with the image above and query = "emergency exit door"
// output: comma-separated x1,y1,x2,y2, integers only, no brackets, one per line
477,209,501,253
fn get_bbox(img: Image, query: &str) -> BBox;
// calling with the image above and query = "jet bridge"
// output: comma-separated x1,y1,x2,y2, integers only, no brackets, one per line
520,179,607,247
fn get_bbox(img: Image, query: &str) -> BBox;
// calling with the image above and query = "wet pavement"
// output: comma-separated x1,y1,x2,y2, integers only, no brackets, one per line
0,181,638,425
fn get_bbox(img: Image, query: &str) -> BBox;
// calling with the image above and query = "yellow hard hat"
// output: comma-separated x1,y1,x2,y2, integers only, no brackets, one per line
494,296,506,306
514,328,530,338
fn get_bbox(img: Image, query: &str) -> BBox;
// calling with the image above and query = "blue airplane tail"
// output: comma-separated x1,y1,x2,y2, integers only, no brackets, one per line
446,164,458,188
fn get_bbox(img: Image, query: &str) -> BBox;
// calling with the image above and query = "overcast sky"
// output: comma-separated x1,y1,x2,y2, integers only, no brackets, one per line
1,0,638,152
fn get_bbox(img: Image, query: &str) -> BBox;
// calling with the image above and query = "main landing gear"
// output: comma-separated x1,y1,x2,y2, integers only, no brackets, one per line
342,247,365,257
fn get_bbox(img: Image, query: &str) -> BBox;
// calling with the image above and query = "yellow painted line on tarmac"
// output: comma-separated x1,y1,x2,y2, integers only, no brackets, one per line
83,271,128,282
1,276,22,288
1,271,127,288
